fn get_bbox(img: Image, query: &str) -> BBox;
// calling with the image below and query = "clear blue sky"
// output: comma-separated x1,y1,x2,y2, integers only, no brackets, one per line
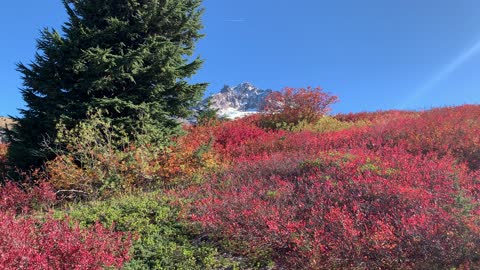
1,0,480,116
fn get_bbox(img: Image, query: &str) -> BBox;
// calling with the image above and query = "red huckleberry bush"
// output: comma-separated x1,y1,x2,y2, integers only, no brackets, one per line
0,215,131,270
211,105,480,171
260,87,338,130
0,181,56,214
0,182,132,269
2,101,478,269
187,148,480,269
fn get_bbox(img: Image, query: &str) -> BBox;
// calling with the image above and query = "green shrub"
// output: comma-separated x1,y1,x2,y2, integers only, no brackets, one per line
47,113,172,199
290,116,370,133
56,193,239,269
196,98,221,126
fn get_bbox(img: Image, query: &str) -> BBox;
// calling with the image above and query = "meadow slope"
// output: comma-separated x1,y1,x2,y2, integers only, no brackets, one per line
0,104,479,269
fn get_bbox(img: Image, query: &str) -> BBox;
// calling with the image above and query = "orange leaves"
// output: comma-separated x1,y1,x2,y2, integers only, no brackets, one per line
46,123,223,198
0,143,7,159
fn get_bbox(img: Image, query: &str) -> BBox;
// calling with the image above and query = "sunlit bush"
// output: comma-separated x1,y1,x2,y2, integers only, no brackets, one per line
60,193,239,269
186,148,480,269
259,87,338,130
0,215,132,269
0,181,132,269
47,114,221,198
290,116,370,133
212,105,480,171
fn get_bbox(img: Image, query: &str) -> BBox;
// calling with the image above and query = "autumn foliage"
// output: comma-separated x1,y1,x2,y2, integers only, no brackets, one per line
2,100,480,269
0,182,132,269
178,104,480,269
260,87,338,130
188,149,480,269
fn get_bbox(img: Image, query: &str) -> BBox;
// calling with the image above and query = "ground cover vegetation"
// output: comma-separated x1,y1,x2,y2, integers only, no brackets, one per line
1,94,480,268
2,0,480,269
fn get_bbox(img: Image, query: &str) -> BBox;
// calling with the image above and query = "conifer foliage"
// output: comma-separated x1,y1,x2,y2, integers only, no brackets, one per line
8,0,207,169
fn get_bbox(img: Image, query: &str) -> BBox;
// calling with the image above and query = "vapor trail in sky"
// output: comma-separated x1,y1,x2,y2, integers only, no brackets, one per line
399,38,480,109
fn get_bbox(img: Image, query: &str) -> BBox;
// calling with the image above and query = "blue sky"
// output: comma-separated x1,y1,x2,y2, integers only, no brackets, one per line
1,0,480,116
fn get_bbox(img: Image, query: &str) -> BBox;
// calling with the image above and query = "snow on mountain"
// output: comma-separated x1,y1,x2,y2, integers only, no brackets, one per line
207,82,272,119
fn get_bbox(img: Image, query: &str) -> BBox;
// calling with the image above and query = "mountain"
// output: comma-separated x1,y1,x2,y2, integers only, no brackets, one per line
207,82,272,119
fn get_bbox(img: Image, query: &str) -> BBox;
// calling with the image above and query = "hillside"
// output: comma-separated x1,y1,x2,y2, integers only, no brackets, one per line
1,104,480,269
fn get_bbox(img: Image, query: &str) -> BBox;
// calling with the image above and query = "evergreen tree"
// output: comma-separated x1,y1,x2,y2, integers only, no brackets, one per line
196,97,219,126
8,0,207,169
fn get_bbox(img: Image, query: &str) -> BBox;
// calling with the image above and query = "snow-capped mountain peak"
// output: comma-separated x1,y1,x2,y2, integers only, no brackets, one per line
208,83,272,119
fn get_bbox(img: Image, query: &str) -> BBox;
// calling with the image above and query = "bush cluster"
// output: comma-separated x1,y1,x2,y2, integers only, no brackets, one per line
46,114,219,199
2,102,480,269
186,148,480,269
259,87,338,130
0,182,132,269
174,104,480,269
60,193,239,269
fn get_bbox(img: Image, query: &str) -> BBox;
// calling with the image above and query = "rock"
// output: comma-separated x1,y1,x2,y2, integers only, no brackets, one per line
207,82,273,119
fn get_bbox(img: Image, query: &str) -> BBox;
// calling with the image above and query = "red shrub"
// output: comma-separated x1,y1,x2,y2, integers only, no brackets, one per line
0,182,132,269
175,105,480,268
187,148,480,269
260,87,338,129
0,181,56,214
213,116,284,160
331,105,480,170
0,214,131,269
334,110,417,123
214,105,480,170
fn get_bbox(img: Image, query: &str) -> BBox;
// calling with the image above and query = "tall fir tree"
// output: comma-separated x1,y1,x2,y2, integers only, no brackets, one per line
8,0,207,169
